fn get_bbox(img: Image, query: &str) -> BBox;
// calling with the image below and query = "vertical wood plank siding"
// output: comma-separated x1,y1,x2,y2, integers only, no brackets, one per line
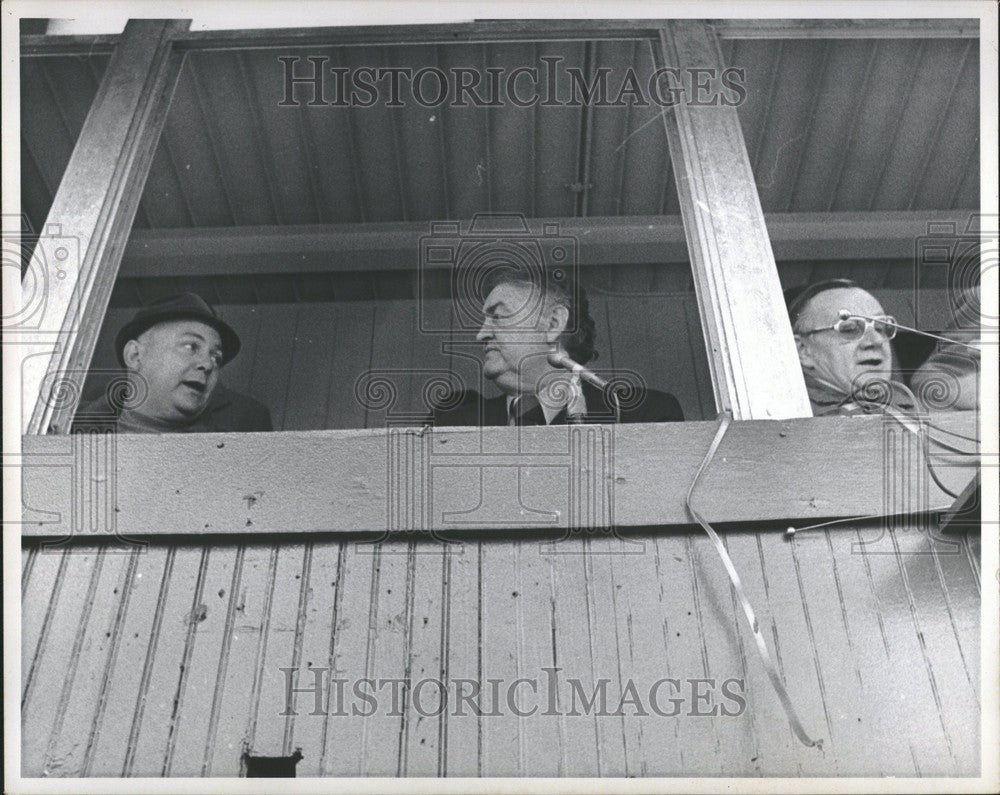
22,524,979,777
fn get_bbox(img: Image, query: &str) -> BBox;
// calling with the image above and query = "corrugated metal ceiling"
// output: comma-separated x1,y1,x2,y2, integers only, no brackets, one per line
20,35,979,237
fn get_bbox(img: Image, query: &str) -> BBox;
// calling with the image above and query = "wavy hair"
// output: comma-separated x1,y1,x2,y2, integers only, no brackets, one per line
482,266,598,364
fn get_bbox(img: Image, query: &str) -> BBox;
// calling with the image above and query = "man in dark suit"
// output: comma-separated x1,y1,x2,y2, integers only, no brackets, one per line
70,293,272,433
433,268,682,426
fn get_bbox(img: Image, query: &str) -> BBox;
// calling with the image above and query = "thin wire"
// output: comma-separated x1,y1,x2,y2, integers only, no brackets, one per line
808,372,982,447
926,433,978,455
833,313,983,444
785,413,975,535
923,432,962,499
787,514,883,534
883,407,974,502
686,413,822,749
786,506,953,536
843,310,982,352
924,420,980,444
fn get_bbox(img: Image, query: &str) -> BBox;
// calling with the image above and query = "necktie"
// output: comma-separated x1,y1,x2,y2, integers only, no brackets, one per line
509,395,544,426
565,375,587,423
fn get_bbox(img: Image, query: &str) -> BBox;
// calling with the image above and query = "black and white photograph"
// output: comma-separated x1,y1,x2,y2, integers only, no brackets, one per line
3,1,998,791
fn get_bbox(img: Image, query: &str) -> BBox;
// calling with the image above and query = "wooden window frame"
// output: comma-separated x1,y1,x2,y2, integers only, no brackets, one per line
18,20,191,436
17,18,981,537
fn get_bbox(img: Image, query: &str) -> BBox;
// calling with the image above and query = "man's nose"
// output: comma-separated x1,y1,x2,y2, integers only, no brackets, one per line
195,354,216,372
858,322,885,347
476,323,492,342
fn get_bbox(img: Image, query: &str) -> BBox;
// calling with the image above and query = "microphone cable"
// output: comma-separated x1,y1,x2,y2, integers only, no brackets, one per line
786,410,977,535
923,419,980,446
685,407,977,740
609,386,621,424
882,406,979,501
685,412,822,750
809,370,981,448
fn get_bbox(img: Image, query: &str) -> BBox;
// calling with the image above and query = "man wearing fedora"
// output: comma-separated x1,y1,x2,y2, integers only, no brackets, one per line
70,293,272,433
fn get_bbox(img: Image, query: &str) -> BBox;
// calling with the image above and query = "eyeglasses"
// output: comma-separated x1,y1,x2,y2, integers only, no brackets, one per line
796,315,898,341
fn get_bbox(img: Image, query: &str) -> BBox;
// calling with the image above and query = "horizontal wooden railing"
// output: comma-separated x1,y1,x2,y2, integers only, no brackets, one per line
18,412,979,538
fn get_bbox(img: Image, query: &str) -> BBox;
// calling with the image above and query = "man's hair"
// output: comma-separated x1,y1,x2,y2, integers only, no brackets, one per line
482,266,598,364
784,278,859,331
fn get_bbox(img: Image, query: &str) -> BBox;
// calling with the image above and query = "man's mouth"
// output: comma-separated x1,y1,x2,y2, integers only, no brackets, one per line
857,357,883,368
181,380,207,394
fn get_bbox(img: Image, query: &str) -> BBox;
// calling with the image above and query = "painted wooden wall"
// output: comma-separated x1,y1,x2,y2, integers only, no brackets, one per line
45,271,979,778
22,522,980,777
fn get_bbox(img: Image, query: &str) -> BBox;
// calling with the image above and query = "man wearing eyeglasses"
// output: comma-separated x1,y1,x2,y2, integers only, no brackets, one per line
785,279,918,416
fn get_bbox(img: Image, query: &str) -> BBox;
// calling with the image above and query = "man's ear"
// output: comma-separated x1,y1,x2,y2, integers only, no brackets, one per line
122,339,142,370
545,303,570,344
794,335,814,370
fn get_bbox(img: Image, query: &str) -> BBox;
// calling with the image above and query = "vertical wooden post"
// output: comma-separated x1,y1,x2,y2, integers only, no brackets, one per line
658,21,811,420
20,19,190,434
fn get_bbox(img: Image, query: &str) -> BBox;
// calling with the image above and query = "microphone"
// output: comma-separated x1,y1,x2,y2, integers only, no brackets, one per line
546,350,609,390
548,351,608,390
546,350,622,423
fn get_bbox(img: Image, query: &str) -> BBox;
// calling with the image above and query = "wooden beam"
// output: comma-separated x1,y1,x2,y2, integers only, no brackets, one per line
171,20,660,50
120,217,689,275
761,210,970,261
19,413,977,538
19,19,190,435
713,18,979,40
658,21,811,420
116,211,969,277
19,34,118,57
19,18,978,57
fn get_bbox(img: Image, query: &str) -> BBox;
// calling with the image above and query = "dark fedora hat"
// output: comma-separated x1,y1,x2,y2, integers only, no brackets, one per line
115,292,241,366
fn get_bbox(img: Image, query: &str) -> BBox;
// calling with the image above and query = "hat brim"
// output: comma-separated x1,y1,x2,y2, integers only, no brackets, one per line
115,310,241,367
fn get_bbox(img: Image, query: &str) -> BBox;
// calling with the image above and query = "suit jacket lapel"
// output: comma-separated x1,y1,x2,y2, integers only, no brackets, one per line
483,383,616,426
515,382,613,425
